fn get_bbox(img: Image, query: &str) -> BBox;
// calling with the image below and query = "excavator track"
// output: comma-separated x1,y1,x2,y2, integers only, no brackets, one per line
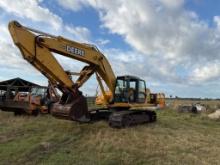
108,110,156,128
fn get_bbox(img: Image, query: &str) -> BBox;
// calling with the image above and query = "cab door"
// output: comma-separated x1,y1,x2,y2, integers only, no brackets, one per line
137,80,146,103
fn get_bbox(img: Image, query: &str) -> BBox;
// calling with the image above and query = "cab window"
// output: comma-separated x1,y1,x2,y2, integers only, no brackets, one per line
138,80,146,103
114,79,128,102
128,80,137,102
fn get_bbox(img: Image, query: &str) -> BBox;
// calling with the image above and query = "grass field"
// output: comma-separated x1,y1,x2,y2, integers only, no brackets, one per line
166,98,220,110
1,108,220,165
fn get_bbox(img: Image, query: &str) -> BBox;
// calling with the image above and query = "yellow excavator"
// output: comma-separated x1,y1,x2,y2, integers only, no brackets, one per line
8,20,164,127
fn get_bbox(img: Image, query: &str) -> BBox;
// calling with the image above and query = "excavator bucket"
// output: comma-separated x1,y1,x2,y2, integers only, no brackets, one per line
51,94,90,122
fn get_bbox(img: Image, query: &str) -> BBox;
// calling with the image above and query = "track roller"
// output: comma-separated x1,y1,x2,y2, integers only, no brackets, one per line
109,110,157,128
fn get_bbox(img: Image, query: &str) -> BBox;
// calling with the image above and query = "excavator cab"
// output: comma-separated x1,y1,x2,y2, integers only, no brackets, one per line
114,76,146,104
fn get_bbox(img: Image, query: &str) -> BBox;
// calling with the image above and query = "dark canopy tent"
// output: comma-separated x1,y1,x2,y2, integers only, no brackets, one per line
0,77,40,92
0,78,47,113
0,78,41,101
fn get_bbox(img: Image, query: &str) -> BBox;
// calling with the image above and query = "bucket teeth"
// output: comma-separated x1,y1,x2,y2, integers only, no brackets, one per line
51,94,90,122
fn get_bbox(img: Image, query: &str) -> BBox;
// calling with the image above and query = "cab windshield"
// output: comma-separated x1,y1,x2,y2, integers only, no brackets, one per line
114,79,128,102
114,77,146,103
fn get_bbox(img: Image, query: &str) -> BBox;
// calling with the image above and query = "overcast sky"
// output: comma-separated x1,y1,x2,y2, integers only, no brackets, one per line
0,0,220,98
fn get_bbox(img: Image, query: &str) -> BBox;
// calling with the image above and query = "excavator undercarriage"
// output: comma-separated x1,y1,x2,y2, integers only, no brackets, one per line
109,110,156,128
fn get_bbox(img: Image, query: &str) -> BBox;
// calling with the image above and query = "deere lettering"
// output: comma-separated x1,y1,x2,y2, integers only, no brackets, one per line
66,45,85,56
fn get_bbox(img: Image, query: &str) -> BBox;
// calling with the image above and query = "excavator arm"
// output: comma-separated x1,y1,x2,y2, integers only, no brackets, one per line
8,21,116,100
8,20,116,121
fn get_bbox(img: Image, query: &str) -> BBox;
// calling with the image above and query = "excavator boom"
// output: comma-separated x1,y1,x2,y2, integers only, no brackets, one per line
9,21,116,92
8,21,116,121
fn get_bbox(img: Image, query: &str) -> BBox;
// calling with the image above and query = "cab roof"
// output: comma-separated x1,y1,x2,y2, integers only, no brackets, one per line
117,75,144,81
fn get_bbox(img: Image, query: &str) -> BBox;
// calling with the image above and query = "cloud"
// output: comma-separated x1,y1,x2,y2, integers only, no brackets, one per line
0,39,41,74
65,25,90,42
0,0,91,41
0,23,11,43
189,62,220,83
96,39,110,45
0,23,33,72
104,48,178,83
0,1,92,87
57,0,87,12
0,0,62,30
1,0,220,97
57,0,220,86
160,0,184,9
214,16,220,30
